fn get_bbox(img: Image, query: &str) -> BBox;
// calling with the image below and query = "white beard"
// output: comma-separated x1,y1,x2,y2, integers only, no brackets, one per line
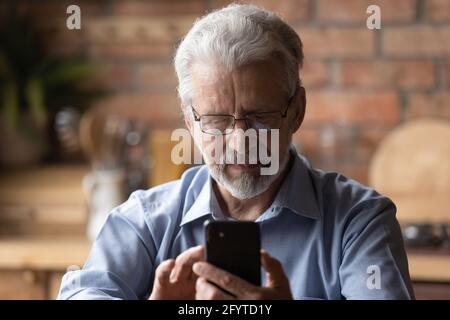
208,152,289,200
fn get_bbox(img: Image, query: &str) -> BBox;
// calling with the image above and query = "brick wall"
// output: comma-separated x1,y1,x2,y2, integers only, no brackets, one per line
6,0,450,184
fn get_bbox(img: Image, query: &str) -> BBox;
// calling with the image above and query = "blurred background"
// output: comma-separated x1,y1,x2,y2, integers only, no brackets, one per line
0,0,449,299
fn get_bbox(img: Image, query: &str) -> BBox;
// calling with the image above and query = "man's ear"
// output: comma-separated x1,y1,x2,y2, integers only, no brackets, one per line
290,86,306,134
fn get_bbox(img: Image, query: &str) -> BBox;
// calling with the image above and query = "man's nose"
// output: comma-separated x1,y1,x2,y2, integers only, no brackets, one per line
228,118,256,159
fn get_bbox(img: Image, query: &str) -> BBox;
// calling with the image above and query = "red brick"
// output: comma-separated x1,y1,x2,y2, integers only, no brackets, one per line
292,126,321,157
85,17,194,45
45,40,85,57
317,0,416,23
18,0,109,17
301,60,329,88
32,17,86,55
138,63,178,90
336,60,435,89
114,0,208,16
354,127,393,162
297,27,375,58
83,63,133,91
304,91,401,125
336,163,369,185
444,62,450,87
212,0,310,23
319,124,357,159
93,92,183,126
294,125,356,169
88,43,173,60
303,145,370,184
294,125,374,184
85,16,195,59
384,26,450,57
406,93,450,120
425,0,450,22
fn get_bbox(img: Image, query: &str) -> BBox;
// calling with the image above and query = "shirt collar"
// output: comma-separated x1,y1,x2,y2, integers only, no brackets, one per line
279,147,321,220
179,146,321,227
180,172,231,226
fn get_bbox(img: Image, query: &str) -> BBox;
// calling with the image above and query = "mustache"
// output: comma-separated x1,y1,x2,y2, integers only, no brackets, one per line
209,150,274,166
202,141,273,164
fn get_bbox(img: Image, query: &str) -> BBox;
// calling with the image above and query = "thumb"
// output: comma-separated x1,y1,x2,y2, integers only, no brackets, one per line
261,250,289,288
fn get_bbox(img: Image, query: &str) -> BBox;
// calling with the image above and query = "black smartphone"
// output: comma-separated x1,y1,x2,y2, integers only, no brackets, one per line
204,220,261,286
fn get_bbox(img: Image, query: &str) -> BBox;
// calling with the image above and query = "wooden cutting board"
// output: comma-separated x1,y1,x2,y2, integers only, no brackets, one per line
369,119,450,224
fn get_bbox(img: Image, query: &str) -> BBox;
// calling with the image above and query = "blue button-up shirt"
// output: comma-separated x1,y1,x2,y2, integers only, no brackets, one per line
59,149,414,300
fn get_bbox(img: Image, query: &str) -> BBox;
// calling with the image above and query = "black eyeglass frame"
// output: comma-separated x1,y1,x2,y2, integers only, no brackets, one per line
190,89,297,135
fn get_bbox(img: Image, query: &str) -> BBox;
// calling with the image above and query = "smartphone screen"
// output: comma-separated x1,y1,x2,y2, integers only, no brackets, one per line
204,220,261,286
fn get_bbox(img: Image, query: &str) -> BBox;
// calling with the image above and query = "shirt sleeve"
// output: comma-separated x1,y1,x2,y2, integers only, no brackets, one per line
58,192,157,300
339,197,415,300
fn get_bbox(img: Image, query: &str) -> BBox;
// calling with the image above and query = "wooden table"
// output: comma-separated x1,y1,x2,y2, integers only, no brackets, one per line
0,236,91,299
407,248,450,282
0,165,92,299
0,236,449,299
406,248,450,299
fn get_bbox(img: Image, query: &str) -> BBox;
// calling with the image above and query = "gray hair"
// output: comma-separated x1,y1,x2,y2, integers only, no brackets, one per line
173,3,303,111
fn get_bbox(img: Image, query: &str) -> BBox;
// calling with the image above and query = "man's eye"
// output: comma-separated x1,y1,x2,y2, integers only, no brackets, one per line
202,117,233,130
252,114,274,123
204,117,227,125
253,114,268,120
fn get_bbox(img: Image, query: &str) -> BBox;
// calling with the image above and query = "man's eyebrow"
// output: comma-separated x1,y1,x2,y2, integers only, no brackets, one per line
198,103,278,115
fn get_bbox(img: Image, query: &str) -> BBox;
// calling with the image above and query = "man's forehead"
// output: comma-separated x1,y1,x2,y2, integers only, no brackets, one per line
190,60,286,108
191,59,284,82
191,61,227,83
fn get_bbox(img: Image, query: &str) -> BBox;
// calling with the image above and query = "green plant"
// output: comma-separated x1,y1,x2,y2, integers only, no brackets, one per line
0,14,106,135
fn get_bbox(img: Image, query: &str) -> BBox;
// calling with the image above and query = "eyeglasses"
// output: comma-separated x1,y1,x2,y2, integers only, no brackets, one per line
191,93,296,135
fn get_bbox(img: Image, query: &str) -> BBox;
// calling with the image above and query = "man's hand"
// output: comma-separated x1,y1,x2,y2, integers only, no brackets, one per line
193,250,292,300
149,245,204,300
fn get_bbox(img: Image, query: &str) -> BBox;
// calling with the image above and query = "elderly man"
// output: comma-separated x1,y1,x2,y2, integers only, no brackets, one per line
59,4,414,300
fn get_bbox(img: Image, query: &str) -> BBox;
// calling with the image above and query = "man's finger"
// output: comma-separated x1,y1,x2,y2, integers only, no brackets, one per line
195,277,234,300
192,261,254,297
261,250,289,288
155,259,175,284
170,245,204,283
